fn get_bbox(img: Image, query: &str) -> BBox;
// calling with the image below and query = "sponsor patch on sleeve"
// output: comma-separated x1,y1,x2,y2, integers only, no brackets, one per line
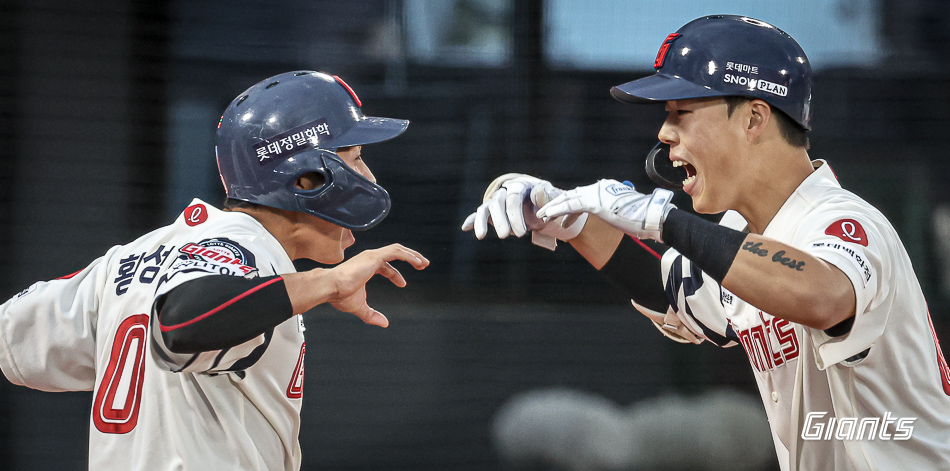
10,282,39,304
811,241,873,287
824,219,869,246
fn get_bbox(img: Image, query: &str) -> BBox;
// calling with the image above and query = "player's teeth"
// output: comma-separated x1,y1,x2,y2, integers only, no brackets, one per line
672,160,683,167
682,175,696,186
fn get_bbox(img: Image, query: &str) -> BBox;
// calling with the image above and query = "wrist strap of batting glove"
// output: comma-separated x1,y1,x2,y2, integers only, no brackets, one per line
531,212,589,250
612,187,675,242
643,188,676,240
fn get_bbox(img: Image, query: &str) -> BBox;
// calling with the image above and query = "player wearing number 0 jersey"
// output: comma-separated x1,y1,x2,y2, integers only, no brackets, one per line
1,200,305,469
0,71,429,470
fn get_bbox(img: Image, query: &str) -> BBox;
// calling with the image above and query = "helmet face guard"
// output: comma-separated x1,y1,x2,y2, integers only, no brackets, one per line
215,71,408,230
610,15,812,130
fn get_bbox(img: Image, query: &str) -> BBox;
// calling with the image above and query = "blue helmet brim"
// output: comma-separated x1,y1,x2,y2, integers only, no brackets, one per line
332,116,410,149
611,73,729,104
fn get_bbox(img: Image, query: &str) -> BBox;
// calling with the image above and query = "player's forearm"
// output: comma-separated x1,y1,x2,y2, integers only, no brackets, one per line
281,269,338,314
662,210,855,330
722,234,856,330
568,215,624,269
570,215,671,314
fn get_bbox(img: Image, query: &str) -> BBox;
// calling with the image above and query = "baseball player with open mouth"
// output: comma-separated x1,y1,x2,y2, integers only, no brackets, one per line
464,15,950,470
0,71,428,469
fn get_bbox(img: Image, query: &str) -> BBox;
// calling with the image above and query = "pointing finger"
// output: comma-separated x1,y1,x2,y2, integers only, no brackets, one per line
536,193,570,219
505,189,528,237
487,190,511,238
474,201,490,239
461,212,476,232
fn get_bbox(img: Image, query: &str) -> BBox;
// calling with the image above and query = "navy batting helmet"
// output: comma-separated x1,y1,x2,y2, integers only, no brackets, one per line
215,71,409,230
611,15,812,130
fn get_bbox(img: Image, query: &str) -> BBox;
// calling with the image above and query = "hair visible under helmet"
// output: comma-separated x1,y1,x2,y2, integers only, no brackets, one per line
215,71,409,230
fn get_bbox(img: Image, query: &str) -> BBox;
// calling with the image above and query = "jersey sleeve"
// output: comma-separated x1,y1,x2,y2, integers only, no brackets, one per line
662,249,739,347
147,236,282,374
0,255,108,392
795,209,889,368
658,211,746,347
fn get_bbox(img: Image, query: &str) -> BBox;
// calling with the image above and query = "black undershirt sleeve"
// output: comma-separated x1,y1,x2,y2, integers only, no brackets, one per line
598,236,671,313
154,275,295,354
661,209,747,283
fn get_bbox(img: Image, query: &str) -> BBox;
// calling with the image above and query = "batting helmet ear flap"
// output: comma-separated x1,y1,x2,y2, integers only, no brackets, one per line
289,150,391,231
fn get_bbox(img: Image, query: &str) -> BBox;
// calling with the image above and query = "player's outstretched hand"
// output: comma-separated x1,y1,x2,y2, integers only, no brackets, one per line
285,244,428,328
537,179,675,242
327,244,429,327
461,173,588,250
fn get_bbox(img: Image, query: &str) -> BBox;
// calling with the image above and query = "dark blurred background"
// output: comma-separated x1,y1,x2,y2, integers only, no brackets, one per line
3,0,950,469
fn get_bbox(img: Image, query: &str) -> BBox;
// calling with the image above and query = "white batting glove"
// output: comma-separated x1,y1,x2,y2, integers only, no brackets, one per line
537,179,675,242
461,173,589,250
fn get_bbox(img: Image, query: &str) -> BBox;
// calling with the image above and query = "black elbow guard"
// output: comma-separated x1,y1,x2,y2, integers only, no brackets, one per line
155,275,294,353
599,236,671,313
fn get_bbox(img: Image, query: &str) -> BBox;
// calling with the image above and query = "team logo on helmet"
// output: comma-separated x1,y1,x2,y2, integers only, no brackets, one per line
654,33,681,69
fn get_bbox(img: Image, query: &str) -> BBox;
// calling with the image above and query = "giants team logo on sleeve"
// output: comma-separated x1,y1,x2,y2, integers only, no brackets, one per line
174,238,259,276
825,219,869,246
183,204,208,226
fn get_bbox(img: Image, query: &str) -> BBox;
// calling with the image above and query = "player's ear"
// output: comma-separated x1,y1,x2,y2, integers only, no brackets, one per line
746,99,771,141
295,172,326,191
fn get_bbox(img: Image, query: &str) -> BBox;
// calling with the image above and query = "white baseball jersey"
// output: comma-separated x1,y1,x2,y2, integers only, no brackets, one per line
0,199,307,470
661,161,950,470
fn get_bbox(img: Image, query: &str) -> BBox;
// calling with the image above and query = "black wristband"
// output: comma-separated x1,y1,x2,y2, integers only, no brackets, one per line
661,209,747,283
155,275,294,353
599,236,670,313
